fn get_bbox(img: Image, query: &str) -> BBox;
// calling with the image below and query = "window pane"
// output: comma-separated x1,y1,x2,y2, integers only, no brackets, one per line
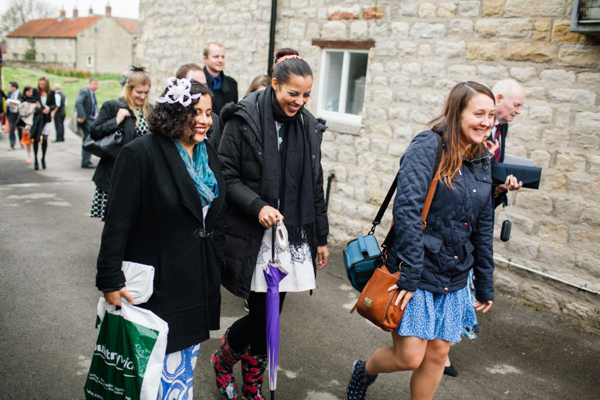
324,51,343,112
345,52,368,115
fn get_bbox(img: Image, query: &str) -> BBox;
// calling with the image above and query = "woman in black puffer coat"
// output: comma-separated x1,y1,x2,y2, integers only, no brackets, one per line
212,48,329,400
346,82,496,400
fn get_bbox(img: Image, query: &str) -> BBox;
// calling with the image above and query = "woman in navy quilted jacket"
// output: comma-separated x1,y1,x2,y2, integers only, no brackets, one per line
346,82,496,400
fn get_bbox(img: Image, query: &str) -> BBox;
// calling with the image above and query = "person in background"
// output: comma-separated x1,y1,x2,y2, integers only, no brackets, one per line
76,78,99,169
246,75,271,95
17,86,36,164
52,83,66,142
203,42,238,116
6,82,22,151
30,76,56,170
176,63,222,149
96,78,225,399
89,68,152,221
346,82,495,400
213,48,329,400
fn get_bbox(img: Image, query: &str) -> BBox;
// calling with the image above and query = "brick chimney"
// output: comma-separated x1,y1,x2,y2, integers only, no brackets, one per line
89,6,93,16
59,8,65,18
73,7,78,18
106,4,112,17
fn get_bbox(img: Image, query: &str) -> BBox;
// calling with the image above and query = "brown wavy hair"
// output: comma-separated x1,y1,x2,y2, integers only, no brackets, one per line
429,81,495,188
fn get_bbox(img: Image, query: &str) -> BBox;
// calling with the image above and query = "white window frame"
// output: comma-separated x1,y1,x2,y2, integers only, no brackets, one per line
317,48,369,125
86,55,94,68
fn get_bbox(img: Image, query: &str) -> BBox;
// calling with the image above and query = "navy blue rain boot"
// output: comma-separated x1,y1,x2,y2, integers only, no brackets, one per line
346,360,377,400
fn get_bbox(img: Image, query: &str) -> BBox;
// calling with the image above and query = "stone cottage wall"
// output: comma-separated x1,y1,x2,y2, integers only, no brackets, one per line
76,18,134,74
137,0,600,324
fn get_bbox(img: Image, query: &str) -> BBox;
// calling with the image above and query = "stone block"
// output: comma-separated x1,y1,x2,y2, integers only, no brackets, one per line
555,152,587,173
393,125,413,141
568,178,600,202
458,1,480,17
508,236,539,259
369,123,393,138
539,222,569,244
515,191,553,214
410,22,447,39
510,66,537,82
366,106,387,120
555,197,583,222
478,64,509,79
558,45,600,68
376,41,397,57
524,86,546,100
539,69,576,83
435,40,466,59
350,21,368,38
391,22,409,37
575,112,600,129
327,5,360,20
369,62,384,75
499,18,534,39
401,5,418,17
467,42,502,61
543,174,567,192
321,21,347,39
321,142,338,161
422,62,446,78
289,21,306,38
448,19,474,33
435,79,458,90
576,256,600,279
532,18,552,41
529,106,554,123
354,187,367,203
582,207,600,228
475,19,500,38
563,302,595,320
505,0,565,16
448,64,477,78
590,155,600,175
402,62,422,76
333,165,348,182
369,22,390,37
385,61,401,72
549,89,597,105
438,3,457,18
530,149,551,168
363,5,382,19
494,272,519,295
418,3,437,18
577,72,600,85
389,107,408,120
570,229,600,255
420,93,445,108
388,143,405,157
371,138,389,154
398,41,417,57
482,0,505,17
503,42,557,63
509,213,535,234
419,44,433,57
552,19,585,43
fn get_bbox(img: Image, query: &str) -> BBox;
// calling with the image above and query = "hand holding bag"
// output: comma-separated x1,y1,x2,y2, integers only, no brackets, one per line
82,130,124,159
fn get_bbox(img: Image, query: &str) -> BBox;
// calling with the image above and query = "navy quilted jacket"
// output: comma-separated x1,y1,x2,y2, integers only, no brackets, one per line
386,130,495,301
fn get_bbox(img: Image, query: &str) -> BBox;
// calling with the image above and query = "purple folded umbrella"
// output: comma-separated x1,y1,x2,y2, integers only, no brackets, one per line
263,225,288,399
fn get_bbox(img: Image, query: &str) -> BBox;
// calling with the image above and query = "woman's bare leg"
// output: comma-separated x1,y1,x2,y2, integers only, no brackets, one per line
365,332,428,375
409,339,451,400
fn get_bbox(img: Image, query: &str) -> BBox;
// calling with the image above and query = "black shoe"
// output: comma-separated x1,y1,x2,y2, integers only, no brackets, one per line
34,160,39,170
244,300,250,313
82,163,97,169
41,159,46,169
444,364,459,377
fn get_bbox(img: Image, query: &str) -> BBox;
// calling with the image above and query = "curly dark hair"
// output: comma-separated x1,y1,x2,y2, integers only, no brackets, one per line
148,80,215,141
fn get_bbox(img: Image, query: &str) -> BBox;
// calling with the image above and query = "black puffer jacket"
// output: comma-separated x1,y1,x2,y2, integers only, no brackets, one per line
386,130,495,302
218,91,329,299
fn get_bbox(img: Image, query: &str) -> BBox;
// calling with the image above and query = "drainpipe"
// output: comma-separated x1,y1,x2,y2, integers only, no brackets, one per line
267,0,277,76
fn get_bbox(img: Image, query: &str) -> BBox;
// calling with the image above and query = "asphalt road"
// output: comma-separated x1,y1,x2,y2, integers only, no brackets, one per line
0,129,599,399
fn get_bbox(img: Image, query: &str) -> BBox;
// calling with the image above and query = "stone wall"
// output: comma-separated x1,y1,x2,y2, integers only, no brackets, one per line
76,18,135,74
5,37,76,66
137,0,600,324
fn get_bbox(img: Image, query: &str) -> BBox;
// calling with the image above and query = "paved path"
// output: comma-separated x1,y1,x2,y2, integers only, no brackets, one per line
0,130,598,399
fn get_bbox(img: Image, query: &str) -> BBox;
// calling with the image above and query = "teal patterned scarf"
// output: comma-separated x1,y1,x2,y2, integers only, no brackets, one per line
174,140,219,208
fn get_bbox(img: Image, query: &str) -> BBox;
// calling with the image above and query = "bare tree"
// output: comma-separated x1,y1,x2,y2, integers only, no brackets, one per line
0,0,57,38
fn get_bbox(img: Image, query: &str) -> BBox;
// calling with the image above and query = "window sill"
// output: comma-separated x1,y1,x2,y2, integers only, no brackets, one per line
320,118,362,135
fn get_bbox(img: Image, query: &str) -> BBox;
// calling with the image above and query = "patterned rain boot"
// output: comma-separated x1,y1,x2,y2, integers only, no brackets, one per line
211,329,247,400
241,353,268,400
346,360,377,400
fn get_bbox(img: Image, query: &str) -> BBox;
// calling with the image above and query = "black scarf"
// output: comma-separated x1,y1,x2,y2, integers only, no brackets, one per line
258,86,316,248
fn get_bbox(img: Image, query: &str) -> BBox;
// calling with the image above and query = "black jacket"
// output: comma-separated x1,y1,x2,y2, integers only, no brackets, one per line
96,133,226,354
30,89,56,137
90,98,143,192
218,91,329,299
491,123,509,209
204,66,238,116
386,131,495,302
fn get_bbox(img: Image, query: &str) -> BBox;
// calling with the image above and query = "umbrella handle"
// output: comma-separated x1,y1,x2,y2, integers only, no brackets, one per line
271,224,276,261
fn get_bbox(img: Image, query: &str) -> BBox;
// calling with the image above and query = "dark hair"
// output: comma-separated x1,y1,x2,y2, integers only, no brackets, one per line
272,48,312,85
21,86,35,101
148,81,215,141
176,63,202,79
10,81,18,89
429,81,495,188
246,74,271,94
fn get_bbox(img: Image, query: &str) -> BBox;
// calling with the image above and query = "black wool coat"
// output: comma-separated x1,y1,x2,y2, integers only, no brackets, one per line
204,66,238,116
218,91,329,299
96,133,226,354
90,98,145,192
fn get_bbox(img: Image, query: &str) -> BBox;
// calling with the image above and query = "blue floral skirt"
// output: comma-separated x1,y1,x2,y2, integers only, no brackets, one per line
397,284,478,343
157,343,200,400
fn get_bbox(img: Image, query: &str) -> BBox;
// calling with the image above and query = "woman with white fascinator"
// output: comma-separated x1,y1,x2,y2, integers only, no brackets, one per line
95,78,226,399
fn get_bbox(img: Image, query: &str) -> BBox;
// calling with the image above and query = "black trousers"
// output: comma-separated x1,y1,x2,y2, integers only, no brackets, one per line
227,291,287,355
54,111,65,141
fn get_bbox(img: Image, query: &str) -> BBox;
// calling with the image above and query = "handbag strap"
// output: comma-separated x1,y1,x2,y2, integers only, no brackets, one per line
380,133,443,249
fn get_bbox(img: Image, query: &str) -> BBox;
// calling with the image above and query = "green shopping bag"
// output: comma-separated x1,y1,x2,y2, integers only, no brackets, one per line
84,298,168,400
